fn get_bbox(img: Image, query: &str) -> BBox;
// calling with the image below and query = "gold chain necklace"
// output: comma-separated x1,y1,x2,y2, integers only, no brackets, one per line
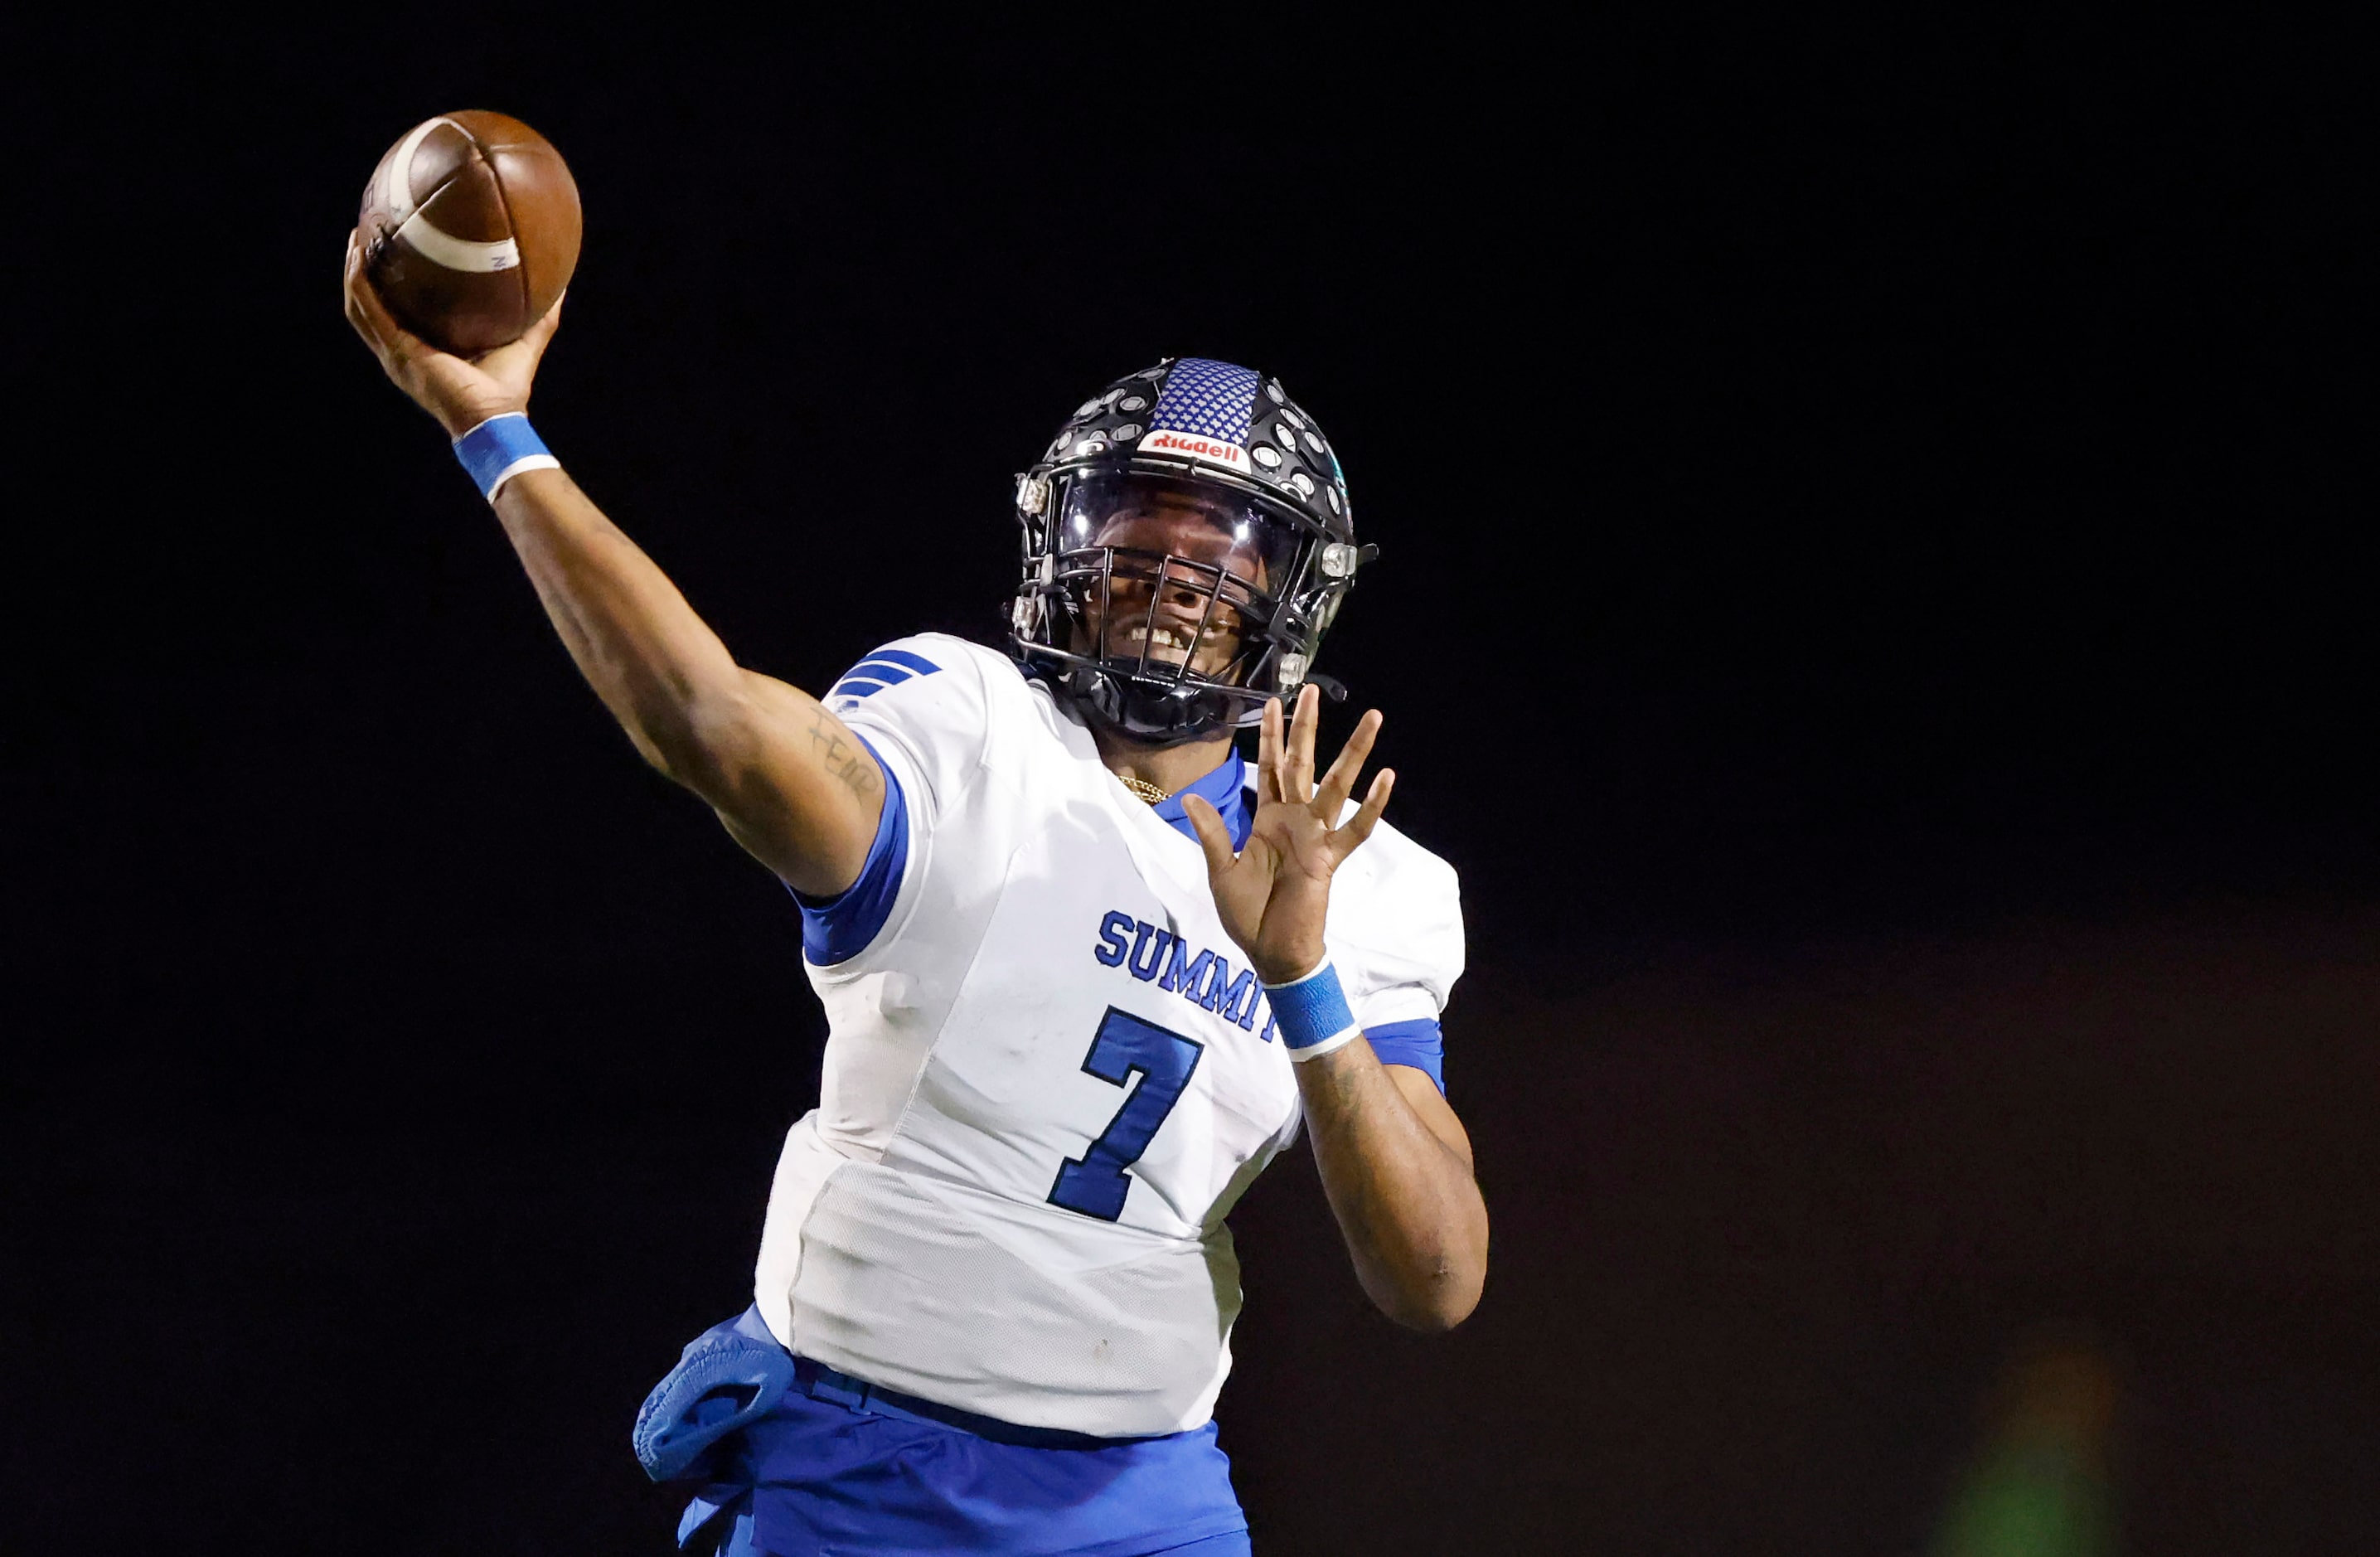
1117,774,1171,806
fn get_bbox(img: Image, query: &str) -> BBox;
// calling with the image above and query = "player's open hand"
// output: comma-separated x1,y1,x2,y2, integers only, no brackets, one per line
343,228,563,439
1184,686,1394,987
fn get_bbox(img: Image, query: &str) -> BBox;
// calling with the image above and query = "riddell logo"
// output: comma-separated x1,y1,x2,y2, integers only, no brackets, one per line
1137,430,1248,468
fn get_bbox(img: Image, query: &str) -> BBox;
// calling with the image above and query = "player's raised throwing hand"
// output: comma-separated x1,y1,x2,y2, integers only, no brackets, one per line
1185,686,1394,987
343,228,560,438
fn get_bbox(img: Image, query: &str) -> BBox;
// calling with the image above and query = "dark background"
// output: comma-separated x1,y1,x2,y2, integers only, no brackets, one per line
8,19,2374,1553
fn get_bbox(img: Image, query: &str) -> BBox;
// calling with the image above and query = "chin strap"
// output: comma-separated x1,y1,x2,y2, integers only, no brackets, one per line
1064,667,1236,749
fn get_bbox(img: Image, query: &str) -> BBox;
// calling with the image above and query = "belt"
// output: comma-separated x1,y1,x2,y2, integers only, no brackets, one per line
791,1355,1164,1451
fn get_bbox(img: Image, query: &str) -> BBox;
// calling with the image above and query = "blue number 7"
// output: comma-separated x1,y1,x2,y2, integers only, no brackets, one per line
1048,1006,1205,1222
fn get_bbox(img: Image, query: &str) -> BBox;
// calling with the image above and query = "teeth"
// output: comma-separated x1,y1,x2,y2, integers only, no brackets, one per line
1126,625,1190,652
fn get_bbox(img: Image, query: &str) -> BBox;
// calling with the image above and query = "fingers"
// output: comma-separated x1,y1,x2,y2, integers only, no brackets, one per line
1282,683,1320,803
1313,707,1383,818
520,289,565,360
1181,793,1239,882
343,229,425,366
1258,696,1285,805
342,231,388,355
1329,766,1396,861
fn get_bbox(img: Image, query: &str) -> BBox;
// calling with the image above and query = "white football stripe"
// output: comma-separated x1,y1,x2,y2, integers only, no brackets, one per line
381,116,447,225
396,210,521,272
385,116,520,274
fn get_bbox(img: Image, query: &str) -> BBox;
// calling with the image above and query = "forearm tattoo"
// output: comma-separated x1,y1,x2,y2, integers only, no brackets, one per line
806,706,880,803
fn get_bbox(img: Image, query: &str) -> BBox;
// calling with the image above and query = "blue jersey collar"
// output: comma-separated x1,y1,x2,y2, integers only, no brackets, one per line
1150,749,1253,852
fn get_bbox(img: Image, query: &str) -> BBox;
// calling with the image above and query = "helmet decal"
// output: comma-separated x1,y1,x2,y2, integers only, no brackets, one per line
1146,357,1263,444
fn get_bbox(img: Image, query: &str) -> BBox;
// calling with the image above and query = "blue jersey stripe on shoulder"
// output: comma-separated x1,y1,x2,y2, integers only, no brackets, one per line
863,648,943,676
827,646,944,704
847,660,919,685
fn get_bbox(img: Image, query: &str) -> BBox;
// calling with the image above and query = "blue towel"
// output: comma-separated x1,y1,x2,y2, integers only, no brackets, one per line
632,1307,797,1485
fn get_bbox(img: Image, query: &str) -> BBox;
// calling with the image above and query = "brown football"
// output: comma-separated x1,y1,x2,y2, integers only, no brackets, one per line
359,110,581,356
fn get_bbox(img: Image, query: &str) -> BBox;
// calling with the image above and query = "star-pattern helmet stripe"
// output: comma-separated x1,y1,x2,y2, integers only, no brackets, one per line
1146,358,1262,444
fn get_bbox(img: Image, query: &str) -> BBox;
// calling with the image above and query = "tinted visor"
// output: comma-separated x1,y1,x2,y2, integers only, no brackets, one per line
1055,472,1303,683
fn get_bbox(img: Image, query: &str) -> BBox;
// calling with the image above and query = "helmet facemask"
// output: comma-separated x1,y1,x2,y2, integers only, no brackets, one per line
1009,358,1368,745
1013,472,1324,745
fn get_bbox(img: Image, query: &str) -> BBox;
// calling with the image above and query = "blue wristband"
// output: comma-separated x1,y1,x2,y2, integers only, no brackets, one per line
453,413,560,500
1263,960,1361,1060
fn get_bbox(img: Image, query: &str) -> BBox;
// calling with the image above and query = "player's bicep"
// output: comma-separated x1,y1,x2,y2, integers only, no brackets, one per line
698,669,886,896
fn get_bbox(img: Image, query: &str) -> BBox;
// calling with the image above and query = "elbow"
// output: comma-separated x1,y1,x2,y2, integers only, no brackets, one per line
1382,1254,1486,1334
1402,1285,1483,1335
1361,1186,1490,1333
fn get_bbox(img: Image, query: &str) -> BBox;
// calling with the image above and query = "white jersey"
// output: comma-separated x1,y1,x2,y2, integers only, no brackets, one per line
749,633,1464,1437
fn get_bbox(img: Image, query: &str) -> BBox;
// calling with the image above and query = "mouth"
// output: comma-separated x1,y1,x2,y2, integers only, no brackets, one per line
1117,622,1197,666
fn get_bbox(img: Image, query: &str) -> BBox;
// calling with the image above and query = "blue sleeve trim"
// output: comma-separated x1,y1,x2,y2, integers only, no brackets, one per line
1365,1017,1445,1094
790,735,909,966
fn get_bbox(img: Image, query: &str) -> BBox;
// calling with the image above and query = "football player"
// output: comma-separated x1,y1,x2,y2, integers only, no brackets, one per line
345,235,1487,1557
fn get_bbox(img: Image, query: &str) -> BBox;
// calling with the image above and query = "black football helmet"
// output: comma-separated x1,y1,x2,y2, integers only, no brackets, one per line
1009,357,1374,745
